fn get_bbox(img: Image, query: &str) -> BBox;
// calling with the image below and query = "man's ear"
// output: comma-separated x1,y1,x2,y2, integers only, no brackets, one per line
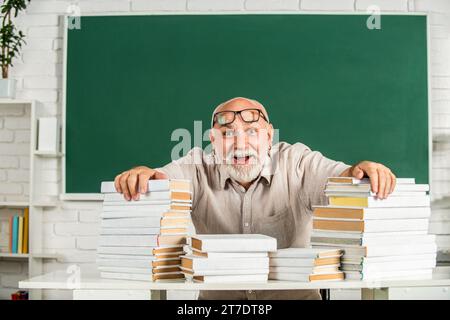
268,123,274,146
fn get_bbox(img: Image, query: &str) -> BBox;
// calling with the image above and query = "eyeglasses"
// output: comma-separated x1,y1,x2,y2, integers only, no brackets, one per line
213,109,269,126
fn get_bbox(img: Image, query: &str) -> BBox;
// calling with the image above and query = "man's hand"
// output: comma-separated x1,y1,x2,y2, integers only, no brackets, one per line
340,161,396,199
114,166,168,201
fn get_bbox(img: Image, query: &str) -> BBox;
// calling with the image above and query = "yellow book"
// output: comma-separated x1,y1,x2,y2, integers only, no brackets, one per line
23,208,29,254
18,216,23,254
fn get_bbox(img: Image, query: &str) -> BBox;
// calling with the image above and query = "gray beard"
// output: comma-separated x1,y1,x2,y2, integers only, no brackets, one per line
225,163,263,183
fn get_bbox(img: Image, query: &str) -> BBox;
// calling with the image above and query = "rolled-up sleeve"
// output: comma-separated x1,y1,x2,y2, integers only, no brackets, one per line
295,144,351,210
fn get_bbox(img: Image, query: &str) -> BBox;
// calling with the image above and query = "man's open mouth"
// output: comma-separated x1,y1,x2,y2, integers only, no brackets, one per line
232,155,253,165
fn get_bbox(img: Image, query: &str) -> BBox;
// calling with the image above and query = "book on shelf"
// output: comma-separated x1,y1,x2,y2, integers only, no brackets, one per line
185,274,269,283
7,209,29,254
327,177,415,185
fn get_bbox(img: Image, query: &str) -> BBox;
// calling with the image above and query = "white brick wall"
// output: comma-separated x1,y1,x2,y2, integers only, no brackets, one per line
0,0,449,301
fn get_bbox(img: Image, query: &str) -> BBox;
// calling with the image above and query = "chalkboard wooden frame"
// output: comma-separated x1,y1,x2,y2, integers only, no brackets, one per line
61,12,431,199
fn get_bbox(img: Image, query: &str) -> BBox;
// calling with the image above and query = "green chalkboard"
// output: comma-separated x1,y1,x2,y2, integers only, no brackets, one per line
65,14,429,193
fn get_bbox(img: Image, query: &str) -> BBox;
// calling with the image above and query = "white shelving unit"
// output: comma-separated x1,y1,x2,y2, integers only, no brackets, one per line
0,99,59,300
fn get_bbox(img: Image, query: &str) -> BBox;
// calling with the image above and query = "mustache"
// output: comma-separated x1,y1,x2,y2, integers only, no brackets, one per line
227,149,258,158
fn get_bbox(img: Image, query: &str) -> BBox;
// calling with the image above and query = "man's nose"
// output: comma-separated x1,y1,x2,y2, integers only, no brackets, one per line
234,130,248,149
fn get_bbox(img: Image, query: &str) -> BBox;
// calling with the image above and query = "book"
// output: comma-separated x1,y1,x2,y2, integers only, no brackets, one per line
269,271,344,282
12,216,18,254
313,218,429,233
187,274,268,283
100,227,161,235
100,217,163,228
180,267,270,276
327,177,415,185
100,272,151,281
98,234,186,247
97,258,156,268
181,255,269,270
311,234,436,247
344,268,432,281
8,216,13,253
269,265,340,274
104,190,192,202
312,206,431,220
17,216,23,254
191,234,277,252
342,253,437,265
335,242,437,257
268,247,342,259
324,183,429,193
97,246,155,256
100,179,191,193
192,250,268,259
23,208,29,254
269,256,341,267
328,195,430,208
341,258,436,273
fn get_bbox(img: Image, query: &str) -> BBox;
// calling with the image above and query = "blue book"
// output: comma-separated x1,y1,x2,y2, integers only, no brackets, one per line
12,216,19,254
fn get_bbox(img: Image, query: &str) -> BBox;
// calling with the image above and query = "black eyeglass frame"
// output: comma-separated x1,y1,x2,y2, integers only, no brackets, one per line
213,108,270,126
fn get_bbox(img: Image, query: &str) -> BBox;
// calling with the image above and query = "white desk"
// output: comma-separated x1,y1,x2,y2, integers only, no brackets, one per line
19,271,450,300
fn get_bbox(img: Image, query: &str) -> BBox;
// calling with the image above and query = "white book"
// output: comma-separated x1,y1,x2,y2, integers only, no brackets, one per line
181,255,269,270
187,274,268,283
313,218,429,233
100,227,161,235
312,230,427,239
101,179,191,193
429,221,450,234
311,234,436,247
344,268,433,281
336,242,437,257
270,258,320,268
97,246,156,256
97,258,154,268
268,272,310,282
325,184,429,193
100,217,162,228
312,206,431,220
100,272,151,281
327,177,415,185
342,253,437,265
98,266,153,274
191,249,268,258
104,191,192,202
191,234,277,252
269,247,342,259
269,271,344,282
325,191,427,197
328,195,430,208
341,259,436,273
98,235,159,247
98,254,157,260
101,211,168,219
269,265,340,275
101,204,171,212
180,266,269,276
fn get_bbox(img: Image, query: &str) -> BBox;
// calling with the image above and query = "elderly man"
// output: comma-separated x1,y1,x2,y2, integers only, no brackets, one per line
114,97,396,300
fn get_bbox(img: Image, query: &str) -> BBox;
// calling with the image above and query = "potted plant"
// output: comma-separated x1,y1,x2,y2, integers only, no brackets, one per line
0,0,30,98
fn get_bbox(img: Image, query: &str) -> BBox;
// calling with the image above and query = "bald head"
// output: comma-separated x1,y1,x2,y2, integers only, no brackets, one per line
211,97,270,128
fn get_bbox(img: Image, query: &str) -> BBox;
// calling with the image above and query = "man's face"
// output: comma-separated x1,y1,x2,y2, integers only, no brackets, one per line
210,98,273,183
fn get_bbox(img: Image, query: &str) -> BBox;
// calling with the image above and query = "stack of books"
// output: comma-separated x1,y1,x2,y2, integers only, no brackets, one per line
180,234,277,283
269,248,344,282
312,177,437,281
429,201,450,264
7,208,29,254
97,179,192,281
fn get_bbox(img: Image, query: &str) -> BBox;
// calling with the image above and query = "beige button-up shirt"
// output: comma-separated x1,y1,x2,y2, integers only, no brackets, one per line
158,142,350,300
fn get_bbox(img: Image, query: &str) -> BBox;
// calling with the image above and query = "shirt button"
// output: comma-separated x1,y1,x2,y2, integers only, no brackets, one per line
244,222,249,227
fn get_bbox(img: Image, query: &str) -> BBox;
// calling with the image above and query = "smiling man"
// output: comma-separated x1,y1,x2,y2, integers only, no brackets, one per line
114,97,396,300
